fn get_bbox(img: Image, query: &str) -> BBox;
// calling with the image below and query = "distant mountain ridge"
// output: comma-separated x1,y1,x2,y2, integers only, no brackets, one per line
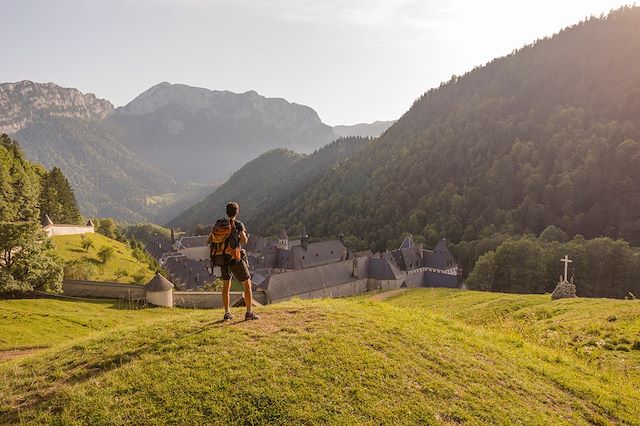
108,82,336,183
168,136,370,231
0,81,113,134
0,80,354,221
333,120,396,138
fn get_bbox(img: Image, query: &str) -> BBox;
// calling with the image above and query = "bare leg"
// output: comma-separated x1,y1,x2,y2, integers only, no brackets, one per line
222,279,231,312
242,279,253,312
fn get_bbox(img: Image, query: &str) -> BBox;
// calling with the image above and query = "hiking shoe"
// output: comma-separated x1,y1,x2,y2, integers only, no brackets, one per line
223,311,233,321
245,311,260,321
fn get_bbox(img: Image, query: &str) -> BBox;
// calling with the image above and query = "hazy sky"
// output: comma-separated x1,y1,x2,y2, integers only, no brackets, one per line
2,0,632,125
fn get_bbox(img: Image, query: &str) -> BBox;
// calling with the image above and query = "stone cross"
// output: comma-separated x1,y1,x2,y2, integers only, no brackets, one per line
561,255,572,282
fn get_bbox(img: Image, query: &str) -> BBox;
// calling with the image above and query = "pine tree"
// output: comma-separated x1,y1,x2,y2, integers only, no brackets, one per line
39,167,82,224
0,134,41,222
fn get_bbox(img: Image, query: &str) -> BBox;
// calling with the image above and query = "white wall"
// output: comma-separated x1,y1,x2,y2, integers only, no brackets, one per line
45,225,94,237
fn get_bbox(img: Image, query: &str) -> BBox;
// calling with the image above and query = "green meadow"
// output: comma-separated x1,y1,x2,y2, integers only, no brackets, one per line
1,289,638,425
51,233,155,283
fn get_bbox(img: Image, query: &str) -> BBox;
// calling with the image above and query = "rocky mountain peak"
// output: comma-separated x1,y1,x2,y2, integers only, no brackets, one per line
0,80,113,134
115,82,325,125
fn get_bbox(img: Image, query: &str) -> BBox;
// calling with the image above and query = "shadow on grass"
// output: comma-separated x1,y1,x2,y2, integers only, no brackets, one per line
106,299,151,311
67,248,87,254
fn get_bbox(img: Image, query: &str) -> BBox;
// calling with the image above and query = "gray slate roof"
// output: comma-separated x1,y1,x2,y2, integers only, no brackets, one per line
399,236,414,250
391,246,423,271
146,273,174,291
368,254,404,280
289,240,346,269
423,239,457,270
261,260,355,301
42,214,53,226
177,235,208,249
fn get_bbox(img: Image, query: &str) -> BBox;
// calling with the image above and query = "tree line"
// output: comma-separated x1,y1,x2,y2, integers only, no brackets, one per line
464,232,639,299
1,133,171,293
0,134,77,293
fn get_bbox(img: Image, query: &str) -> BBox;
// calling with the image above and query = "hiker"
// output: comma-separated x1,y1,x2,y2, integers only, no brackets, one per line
207,202,259,321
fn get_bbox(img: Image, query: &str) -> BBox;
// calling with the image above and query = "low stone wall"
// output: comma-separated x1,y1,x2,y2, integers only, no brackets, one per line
269,277,412,303
45,225,94,237
63,281,268,309
173,290,268,309
63,280,145,299
270,279,370,303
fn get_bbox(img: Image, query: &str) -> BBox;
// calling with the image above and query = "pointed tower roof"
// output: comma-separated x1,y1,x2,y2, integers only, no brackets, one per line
433,238,448,253
42,214,54,227
399,235,414,250
145,273,174,292
86,219,95,227
279,229,288,240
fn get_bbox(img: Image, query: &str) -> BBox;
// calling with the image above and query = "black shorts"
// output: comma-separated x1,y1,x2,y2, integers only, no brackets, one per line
220,257,251,282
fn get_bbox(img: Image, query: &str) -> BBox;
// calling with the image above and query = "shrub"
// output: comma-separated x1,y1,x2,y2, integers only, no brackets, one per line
114,268,129,281
63,259,97,281
97,246,115,264
80,235,94,252
131,272,147,285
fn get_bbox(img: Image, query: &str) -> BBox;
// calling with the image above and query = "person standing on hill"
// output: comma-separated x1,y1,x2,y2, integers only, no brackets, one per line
207,202,259,321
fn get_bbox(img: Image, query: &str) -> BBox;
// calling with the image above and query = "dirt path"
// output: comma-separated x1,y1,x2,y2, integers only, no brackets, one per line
370,289,406,302
0,348,43,362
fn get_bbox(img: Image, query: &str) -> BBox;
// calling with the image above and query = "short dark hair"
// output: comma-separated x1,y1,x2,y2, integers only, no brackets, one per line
226,202,239,218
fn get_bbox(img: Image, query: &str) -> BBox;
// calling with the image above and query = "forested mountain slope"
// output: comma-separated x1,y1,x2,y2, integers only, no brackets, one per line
255,7,640,250
2,81,339,221
168,137,369,231
14,118,178,220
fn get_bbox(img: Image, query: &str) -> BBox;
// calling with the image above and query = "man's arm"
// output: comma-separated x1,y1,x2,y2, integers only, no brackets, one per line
235,221,249,245
240,230,249,245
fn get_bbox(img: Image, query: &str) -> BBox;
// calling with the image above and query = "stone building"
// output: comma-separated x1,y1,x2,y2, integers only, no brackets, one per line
172,235,209,261
256,236,462,303
145,227,463,303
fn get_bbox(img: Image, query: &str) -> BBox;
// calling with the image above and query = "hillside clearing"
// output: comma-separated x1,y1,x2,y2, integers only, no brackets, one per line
1,290,639,424
51,233,155,283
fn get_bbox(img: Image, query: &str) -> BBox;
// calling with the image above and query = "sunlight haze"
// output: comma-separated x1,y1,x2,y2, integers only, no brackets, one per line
2,0,631,124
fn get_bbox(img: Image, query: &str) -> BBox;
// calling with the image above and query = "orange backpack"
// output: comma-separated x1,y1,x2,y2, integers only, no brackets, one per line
209,218,242,261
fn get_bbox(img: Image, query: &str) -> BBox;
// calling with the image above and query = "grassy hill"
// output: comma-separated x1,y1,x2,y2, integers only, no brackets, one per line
0,299,174,351
1,290,639,424
51,233,155,284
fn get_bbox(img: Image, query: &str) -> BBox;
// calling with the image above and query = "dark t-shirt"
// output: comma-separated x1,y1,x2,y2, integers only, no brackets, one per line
233,220,246,245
